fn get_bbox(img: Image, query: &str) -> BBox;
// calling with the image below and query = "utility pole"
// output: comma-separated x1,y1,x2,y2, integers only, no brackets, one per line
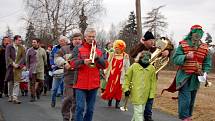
79,5,88,36
136,0,142,40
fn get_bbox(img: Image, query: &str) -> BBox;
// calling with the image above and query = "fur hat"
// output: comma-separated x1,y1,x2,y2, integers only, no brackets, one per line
113,40,126,51
143,31,155,41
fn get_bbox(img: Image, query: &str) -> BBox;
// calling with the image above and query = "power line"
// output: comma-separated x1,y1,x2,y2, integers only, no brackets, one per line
0,8,23,20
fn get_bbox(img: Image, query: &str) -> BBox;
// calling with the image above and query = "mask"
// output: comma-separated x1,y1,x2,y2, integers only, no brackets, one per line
140,52,151,64
138,52,151,68
191,29,204,40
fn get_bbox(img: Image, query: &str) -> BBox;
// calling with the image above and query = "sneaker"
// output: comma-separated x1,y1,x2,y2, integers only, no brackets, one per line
0,93,2,98
13,99,22,104
8,97,13,102
182,118,189,121
188,117,192,121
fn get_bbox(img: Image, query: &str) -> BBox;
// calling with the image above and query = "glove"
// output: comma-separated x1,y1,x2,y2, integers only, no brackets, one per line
125,91,130,97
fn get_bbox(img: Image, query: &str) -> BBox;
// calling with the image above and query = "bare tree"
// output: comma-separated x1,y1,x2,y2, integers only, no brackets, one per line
108,23,118,41
23,0,104,43
96,28,107,48
143,5,168,38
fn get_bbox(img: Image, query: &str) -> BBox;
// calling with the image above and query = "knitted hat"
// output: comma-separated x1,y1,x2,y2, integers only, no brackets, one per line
191,25,202,30
184,25,204,40
113,40,126,51
143,31,155,41
190,24,204,38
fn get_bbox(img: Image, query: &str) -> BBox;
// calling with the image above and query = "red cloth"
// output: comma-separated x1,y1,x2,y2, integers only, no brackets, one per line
101,58,123,100
161,75,177,95
20,82,28,90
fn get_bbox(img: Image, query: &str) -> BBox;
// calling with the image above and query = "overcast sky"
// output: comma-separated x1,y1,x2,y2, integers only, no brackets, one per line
0,0,215,43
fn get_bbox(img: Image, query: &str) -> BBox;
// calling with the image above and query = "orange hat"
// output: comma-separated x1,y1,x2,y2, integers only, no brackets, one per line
113,40,126,51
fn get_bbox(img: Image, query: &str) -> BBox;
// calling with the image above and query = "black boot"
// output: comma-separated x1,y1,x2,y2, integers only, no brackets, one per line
24,90,28,96
36,90,40,99
30,95,36,102
4,94,8,97
21,90,25,96
144,116,154,121
108,99,112,107
115,100,120,109
51,101,56,108
43,86,47,96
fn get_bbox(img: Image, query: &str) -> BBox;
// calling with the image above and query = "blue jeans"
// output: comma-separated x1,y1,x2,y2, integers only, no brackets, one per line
51,76,64,102
144,98,154,119
178,81,197,120
75,88,98,121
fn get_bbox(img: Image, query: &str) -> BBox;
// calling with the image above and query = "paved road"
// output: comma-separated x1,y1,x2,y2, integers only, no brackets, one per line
0,93,180,121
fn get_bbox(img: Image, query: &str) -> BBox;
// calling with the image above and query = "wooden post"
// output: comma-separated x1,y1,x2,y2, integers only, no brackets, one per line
136,0,142,40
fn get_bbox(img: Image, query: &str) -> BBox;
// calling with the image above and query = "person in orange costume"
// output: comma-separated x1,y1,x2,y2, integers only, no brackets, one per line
101,39,130,108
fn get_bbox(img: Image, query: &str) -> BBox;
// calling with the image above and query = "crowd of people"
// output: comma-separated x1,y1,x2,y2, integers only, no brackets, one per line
0,25,212,121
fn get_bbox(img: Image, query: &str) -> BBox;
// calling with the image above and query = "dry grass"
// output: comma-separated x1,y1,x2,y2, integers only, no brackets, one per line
154,70,215,121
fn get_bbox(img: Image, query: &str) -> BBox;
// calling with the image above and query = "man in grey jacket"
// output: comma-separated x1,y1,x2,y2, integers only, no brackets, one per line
55,33,82,121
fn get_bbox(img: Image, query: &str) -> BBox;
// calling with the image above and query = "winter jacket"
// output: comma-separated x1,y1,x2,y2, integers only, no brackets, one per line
70,42,108,90
55,45,77,85
5,44,25,82
123,63,157,105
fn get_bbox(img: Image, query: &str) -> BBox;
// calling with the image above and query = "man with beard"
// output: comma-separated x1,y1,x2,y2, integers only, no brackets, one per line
26,38,47,102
